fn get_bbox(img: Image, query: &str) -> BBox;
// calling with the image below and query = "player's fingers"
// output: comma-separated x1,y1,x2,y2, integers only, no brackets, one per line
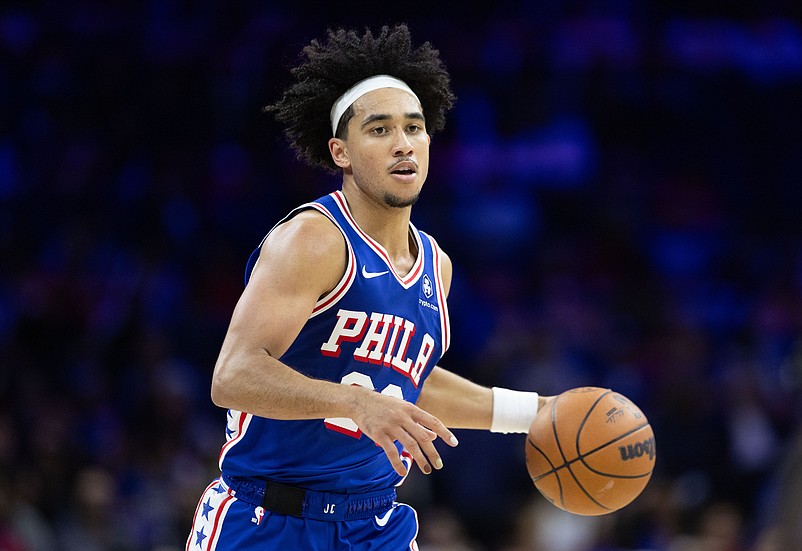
401,423,448,474
414,425,445,471
418,424,436,442
397,430,433,475
415,410,459,448
377,438,409,477
382,444,407,476
413,441,441,474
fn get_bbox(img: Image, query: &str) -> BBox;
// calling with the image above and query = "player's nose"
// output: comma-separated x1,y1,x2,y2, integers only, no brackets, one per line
392,130,414,156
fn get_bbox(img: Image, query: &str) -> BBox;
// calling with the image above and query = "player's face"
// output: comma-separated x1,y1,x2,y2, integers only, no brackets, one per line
334,88,430,209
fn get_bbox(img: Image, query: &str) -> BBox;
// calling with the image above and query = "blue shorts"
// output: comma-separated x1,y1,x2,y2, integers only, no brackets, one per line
186,477,420,550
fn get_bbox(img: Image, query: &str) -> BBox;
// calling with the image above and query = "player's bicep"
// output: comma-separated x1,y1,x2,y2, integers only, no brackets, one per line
223,213,346,360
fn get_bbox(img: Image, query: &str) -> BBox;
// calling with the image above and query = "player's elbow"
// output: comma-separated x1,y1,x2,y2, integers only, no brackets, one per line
210,377,227,409
210,374,228,409
210,359,238,409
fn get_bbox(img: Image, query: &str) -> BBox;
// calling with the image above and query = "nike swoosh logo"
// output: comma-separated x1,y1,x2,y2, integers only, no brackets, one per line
362,265,389,279
375,507,394,527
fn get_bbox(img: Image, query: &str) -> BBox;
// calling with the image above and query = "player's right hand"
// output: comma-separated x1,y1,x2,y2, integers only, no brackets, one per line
349,386,459,476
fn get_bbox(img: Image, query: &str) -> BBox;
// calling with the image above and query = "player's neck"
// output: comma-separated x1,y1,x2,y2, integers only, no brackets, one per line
340,184,417,272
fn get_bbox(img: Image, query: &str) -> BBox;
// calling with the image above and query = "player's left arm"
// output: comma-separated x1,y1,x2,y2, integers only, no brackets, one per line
416,247,552,432
415,366,493,429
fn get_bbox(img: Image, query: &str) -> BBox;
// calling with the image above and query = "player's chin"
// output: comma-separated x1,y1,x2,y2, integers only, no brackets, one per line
383,190,420,209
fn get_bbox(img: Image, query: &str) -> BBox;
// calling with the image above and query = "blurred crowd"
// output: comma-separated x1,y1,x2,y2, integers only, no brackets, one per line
1,1,801,550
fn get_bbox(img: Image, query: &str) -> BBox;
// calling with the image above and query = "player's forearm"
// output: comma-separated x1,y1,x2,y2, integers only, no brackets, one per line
417,366,549,433
211,347,362,420
416,366,493,429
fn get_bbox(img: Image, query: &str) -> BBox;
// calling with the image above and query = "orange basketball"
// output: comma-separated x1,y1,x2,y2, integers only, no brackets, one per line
525,387,655,516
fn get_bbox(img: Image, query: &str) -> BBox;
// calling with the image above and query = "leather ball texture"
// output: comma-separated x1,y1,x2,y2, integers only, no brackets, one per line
526,387,656,516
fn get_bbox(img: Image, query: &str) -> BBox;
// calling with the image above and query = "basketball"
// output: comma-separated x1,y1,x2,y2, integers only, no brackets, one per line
525,387,655,516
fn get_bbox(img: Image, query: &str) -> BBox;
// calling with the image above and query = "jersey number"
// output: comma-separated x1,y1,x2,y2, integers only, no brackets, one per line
324,371,403,438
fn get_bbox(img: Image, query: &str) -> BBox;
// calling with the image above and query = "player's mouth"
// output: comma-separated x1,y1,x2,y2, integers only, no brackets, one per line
390,160,418,183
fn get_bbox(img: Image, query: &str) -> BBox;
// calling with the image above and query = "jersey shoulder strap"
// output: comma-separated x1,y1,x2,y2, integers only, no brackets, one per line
243,193,347,286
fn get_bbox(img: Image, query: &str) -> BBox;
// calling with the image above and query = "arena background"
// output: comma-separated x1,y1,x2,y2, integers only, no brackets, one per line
1,1,801,550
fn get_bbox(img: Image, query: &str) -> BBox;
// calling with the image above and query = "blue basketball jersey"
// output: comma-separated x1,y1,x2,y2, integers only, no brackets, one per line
218,191,451,493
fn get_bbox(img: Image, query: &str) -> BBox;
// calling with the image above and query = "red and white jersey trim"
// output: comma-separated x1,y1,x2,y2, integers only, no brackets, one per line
247,200,356,319
426,234,451,356
306,201,357,318
331,191,424,289
218,410,252,470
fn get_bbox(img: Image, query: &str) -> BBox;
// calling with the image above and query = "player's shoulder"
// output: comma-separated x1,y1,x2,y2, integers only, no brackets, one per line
274,207,342,243
261,208,346,267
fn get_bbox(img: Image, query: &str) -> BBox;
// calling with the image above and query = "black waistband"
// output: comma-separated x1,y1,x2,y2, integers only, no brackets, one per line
221,475,397,521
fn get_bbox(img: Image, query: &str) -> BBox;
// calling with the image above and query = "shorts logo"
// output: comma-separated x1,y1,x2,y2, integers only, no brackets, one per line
251,506,265,525
375,508,394,527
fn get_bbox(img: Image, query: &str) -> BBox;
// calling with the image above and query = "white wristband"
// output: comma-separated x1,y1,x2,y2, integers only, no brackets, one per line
490,387,540,434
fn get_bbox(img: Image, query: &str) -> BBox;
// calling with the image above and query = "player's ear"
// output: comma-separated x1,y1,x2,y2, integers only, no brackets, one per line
329,138,350,169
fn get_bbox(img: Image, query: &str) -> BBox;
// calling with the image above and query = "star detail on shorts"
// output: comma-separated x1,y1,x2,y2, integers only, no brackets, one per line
195,526,208,547
202,498,214,520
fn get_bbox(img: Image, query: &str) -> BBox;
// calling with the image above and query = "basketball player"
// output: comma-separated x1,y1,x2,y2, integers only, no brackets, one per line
186,24,553,550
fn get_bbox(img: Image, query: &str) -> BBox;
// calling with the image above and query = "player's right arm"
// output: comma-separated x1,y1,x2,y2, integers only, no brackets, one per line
211,209,347,417
210,210,456,476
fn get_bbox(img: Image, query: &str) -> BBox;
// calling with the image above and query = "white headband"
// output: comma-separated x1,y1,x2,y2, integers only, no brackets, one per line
329,75,420,136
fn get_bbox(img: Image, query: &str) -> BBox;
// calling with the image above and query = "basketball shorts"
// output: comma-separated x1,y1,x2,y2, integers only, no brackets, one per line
186,477,420,550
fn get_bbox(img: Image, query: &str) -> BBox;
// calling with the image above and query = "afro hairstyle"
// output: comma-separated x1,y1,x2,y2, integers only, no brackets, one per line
264,24,456,173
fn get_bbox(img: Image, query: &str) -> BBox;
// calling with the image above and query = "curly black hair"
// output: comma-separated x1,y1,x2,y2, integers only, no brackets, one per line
264,24,456,173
